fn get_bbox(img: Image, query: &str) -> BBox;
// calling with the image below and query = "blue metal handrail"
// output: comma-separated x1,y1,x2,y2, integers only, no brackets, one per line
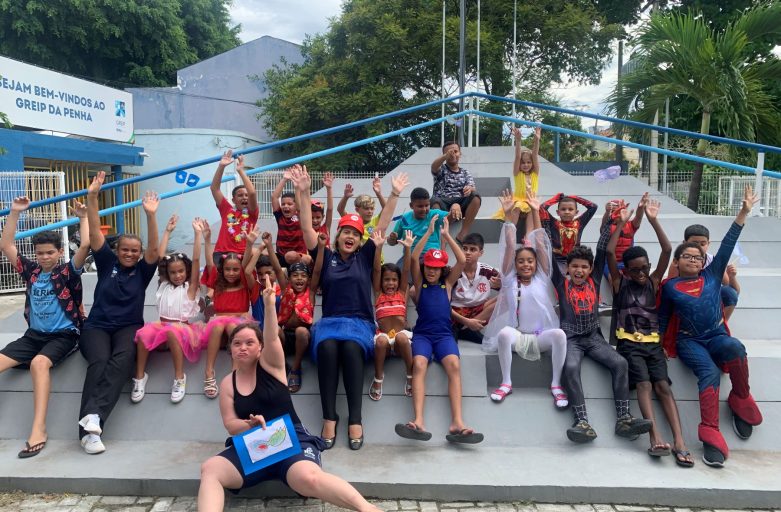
475,92,781,156
0,92,473,217
13,112,469,239
473,109,781,179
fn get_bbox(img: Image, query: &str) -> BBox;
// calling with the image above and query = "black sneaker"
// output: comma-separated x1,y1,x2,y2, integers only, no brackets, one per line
615,414,653,438
567,420,597,443
702,443,725,468
732,413,753,440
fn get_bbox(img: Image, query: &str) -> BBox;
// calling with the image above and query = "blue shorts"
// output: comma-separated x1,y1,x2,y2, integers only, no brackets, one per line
412,334,460,362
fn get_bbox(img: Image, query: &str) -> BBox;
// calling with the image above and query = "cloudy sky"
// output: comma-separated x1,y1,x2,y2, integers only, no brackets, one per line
229,0,616,127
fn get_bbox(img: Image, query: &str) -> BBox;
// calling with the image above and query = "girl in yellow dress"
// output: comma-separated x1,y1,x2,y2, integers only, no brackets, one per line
493,126,541,227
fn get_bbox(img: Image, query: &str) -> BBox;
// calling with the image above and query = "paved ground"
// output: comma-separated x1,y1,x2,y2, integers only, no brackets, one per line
0,494,778,512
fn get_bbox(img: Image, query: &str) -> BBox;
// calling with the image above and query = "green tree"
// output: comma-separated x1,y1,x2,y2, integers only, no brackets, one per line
608,3,781,211
259,0,642,174
0,0,240,87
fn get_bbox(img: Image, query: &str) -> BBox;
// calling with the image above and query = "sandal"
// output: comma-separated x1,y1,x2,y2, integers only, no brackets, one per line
648,443,672,457
490,384,512,403
287,369,302,394
446,428,484,444
204,376,219,399
404,374,413,397
18,440,47,459
673,448,695,468
395,421,432,441
369,377,383,401
551,386,569,409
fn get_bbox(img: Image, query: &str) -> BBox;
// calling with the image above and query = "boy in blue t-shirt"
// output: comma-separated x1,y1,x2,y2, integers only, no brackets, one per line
387,187,448,254
0,196,90,459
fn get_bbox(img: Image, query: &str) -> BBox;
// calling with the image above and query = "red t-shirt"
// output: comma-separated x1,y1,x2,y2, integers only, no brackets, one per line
214,197,258,255
204,266,258,314
610,222,638,263
274,210,307,255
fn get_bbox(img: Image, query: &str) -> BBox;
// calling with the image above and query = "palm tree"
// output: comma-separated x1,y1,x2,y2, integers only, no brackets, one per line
608,3,781,211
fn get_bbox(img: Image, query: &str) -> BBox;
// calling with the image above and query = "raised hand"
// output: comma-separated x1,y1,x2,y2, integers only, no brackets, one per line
534,126,541,140
283,167,293,182
605,200,617,216
165,213,179,233
192,217,203,233
318,232,328,247
638,191,649,209
370,228,385,247
618,207,634,224
323,171,334,189
741,185,759,214
390,172,409,195
440,215,450,235
512,126,521,140
11,196,31,213
499,189,516,217
398,229,415,249
261,231,273,246
290,164,311,192
87,171,105,196
372,175,382,195
427,213,440,234
69,200,88,218
645,199,661,220
343,183,354,198
526,187,540,211
246,225,262,244
200,219,212,240
262,275,275,304
219,149,234,168
235,154,245,173
142,190,160,215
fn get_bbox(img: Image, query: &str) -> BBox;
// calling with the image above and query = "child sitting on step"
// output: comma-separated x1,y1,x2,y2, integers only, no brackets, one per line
450,232,499,344
369,229,415,401
540,192,598,274
133,216,207,404
492,126,541,237
394,215,484,444
484,189,568,409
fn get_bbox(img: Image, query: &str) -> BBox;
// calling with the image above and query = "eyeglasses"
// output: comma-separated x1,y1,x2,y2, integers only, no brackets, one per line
626,265,651,274
679,254,705,262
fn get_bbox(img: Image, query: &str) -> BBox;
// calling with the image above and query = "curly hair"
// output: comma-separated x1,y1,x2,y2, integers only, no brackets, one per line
215,252,243,292
566,245,594,266
31,231,63,250
622,246,649,266
158,252,193,285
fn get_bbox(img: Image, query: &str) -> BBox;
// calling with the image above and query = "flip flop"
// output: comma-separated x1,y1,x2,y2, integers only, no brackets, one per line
648,443,672,457
287,369,302,394
673,449,695,468
18,440,47,459
446,428,484,444
395,422,432,441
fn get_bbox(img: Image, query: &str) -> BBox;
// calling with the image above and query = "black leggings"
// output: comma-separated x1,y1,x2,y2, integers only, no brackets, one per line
78,325,140,438
317,339,365,425
563,329,629,412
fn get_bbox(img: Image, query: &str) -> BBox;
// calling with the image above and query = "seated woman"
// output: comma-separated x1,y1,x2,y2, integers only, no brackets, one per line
198,275,380,512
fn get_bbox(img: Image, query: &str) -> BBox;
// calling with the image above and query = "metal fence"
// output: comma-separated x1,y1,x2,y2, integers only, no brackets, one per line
249,169,379,219
0,171,68,292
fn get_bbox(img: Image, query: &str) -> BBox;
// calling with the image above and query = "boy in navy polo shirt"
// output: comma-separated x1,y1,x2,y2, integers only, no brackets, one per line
0,196,90,458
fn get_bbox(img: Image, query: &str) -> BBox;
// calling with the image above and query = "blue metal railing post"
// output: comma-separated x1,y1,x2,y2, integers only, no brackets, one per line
554,133,560,163
112,165,125,234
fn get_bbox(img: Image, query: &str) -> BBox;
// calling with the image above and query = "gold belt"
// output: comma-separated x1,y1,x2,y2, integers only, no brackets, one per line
616,328,659,343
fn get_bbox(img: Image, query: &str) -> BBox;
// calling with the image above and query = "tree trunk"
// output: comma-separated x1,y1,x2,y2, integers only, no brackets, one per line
686,110,712,212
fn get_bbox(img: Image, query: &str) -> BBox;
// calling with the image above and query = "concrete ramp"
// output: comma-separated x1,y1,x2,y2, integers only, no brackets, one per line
1,146,780,507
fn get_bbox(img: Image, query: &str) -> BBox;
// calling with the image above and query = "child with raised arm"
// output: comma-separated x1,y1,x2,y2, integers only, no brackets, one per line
539,192,598,273
200,221,258,399
659,186,761,468
132,216,207,404
209,151,259,259
607,200,693,467
483,189,568,409
369,229,415,401
394,215,484,445
601,192,648,279
78,171,160,454
337,175,387,243
271,168,310,267
492,126,541,227
311,172,335,248
0,197,89,458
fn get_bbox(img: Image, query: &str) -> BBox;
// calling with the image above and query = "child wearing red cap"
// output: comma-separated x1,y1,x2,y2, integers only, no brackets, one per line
395,214,484,445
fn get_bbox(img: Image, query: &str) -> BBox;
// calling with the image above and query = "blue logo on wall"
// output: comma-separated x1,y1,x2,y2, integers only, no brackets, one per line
115,100,126,117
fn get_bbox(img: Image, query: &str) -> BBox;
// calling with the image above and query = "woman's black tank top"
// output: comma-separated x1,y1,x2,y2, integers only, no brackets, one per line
232,363,301,425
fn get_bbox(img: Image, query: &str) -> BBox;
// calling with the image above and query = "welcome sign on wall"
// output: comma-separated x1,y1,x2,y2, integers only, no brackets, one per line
0,56,134,143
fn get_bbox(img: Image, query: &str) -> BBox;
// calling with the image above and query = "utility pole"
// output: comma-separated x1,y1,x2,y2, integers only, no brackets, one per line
458,0,466,147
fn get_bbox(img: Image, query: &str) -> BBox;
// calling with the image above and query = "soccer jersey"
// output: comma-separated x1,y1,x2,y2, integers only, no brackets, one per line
451,262,498,308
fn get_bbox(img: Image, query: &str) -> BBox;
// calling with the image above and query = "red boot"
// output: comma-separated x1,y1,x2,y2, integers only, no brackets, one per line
724,357,763,426
699,386,728,467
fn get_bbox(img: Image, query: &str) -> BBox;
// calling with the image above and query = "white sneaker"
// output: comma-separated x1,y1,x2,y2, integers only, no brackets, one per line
171,374,187,403
78,413,102,435
131,373,149,403
81,434,106,455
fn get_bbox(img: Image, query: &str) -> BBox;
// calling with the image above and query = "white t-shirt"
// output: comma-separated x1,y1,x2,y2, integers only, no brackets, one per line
451,262,499,308
156,281,200,322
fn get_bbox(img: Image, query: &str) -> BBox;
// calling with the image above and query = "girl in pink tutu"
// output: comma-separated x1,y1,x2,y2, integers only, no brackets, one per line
133,217,207,404
201,220,258,398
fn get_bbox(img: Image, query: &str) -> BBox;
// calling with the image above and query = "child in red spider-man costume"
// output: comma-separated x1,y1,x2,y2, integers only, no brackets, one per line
659,186,762,468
